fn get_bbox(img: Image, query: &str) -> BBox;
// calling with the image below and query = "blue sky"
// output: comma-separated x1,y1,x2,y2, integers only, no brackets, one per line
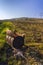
0,0,43,19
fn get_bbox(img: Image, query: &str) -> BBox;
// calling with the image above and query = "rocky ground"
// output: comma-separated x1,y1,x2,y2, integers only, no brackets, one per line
0,44,43,65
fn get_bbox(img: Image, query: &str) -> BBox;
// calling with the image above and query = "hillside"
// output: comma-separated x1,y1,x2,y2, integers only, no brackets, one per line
0,18,43,65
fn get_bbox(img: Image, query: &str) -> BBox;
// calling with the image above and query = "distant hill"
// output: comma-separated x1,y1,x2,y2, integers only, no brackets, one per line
0,17,43,23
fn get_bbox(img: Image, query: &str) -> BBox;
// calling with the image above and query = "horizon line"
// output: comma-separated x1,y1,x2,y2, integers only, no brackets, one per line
0,17,43,20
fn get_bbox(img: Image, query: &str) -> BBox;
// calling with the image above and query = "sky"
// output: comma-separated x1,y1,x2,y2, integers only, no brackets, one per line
0,0,43,20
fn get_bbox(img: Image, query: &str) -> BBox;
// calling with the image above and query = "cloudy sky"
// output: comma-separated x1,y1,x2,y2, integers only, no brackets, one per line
0,0,43,19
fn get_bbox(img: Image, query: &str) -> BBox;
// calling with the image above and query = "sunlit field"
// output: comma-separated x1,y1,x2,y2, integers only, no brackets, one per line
0,18,43,65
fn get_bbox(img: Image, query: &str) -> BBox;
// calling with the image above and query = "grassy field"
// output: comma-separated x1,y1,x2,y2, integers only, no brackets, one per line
0,18,43,65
